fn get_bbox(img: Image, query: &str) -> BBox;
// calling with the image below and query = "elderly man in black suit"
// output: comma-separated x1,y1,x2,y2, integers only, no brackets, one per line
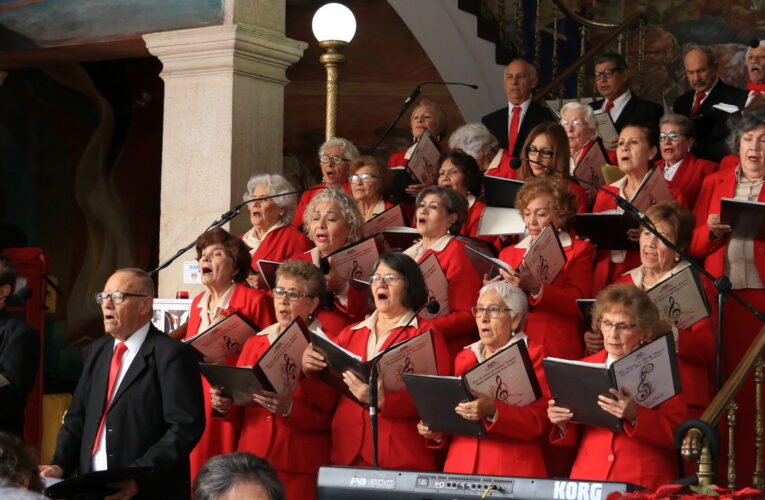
673,43,748,162
590,52,663,146
482,58,554,158
0,254,39,439
40,268,204,500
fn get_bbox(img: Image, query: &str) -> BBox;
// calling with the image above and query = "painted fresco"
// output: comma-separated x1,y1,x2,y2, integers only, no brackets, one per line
0,0,223,50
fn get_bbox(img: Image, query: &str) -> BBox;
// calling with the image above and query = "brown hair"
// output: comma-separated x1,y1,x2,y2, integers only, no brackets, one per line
195,227,252,283
644,201,695,251
349,155,392,196
591,283,661,342
515,175,578,229
275,260,326,298
518,122,571,181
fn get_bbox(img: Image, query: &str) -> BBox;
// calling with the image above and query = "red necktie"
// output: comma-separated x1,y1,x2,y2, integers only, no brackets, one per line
604,100,614,113
747,82,765,97
92,342,128,455
507,106,521,155
690,91,706,118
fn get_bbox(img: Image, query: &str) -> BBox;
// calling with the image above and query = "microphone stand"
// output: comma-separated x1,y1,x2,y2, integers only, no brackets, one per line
149,186,323,275
366,300,438,467
512,157,765,392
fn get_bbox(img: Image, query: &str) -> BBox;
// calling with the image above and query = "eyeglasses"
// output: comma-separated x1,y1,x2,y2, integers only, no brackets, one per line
560,119,586,128
526,145,554,158
95,292,148,305
369,274,405,286
319,155,350,165
659,132,683,142
599,319,637,333
350,173,378,184
273,288,313,301
470,305,512,318
594,67,624,80
438,168,461,179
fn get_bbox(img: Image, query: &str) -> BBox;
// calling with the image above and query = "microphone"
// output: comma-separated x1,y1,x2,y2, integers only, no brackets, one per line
0,287,33,307
751,38,762,49
368,298,440,467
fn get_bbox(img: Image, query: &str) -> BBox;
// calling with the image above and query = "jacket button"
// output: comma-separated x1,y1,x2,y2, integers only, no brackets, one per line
266,416,272,422
608,454,614,461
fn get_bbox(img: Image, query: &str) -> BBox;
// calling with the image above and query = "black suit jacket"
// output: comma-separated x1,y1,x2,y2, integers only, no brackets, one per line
590,94,663,132
481,101,555,157
52,326,204,500
0,310,39,438
673,80,749,162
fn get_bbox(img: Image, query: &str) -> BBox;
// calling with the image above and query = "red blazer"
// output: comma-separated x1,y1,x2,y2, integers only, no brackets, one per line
656,154,718,211
413,238,482,356
222,333,332,474
463,200,501,250
689,168,765,281
483,149,520,180
242,225,312,270
388,151,408,168
718,154,739,172
292,182,351,229
552,350,686,490
499,235,593,359
303,318,452,469
567,179,589,214
183,283,276,480
576,139,618,166
616,273,716,415
441,339,550,477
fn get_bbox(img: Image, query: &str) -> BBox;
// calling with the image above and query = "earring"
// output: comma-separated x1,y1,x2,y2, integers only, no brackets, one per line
674,256,681,262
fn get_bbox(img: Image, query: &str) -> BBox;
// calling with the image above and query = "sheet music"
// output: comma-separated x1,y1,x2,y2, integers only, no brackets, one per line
256,320,309,394
646,264,710,329
186,312,257,358
463,341,539,407
419,252,450,319
522,225,567,284
612,333,680,409
362,205,405,238
594,111,618,150
329,237,380,282
377,331,437,391
477,207,525,236
407,129,440,184
630,167,674,212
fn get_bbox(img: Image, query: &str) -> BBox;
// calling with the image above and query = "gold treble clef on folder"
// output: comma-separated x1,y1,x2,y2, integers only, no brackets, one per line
493,375,510,402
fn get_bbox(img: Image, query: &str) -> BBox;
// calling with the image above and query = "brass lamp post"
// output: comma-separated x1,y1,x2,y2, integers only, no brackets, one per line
312,3,356,140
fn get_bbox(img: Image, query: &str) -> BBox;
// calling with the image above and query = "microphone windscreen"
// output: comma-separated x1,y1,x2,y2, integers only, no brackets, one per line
15,287,33,300
426,300,440,315
510,158,523,170
751,38,762,49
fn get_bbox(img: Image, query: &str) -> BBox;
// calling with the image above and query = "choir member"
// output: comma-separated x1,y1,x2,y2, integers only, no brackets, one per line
210,260,332,500
548,283,686,490
183,227,276,481
448,123,515,179
656,114,718,210
497,176,593,359
348,156,393,222
417,281,549,477
688,108,765,487
403,186,482,355
240,174,312,289
301,252,452,469
745,40,765,107
516,121,588,213
293,138,358,229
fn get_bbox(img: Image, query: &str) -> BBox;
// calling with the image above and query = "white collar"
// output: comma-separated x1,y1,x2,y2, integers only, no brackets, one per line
466,331,529,363
467,194,476,209
351,309,419,333
242,221,286,251
609,89,632,108
507,98,531,114
515,229,571,249
622,260,691,286
486,149,505,172
116,321,151,353
403,143,417,160
197,283,236,313
404,234,453,260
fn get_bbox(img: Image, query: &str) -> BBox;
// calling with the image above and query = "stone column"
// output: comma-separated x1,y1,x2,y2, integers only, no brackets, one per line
144,22,307,298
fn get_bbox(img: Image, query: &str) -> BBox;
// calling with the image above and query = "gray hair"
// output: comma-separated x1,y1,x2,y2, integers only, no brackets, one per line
478,281,528,330
113,268,155,297
318,137,360,161
659,113,696,139
243,174,298,225
303,187,363,244
276,260,326,298
415,185,468,235
509,58,538,80
746,40,765,58
193,452,285,500
682,43,716,68
560,101,598,140
448,123,500,160
727,108,765,155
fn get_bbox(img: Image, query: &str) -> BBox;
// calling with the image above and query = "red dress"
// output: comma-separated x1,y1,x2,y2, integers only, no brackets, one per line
688,167,765,487
440,336,550,477
552,350,687,490
183,283,277,481
221,328,332,500
616,268,716,418
301,316,453,469
388,151,409,168
483,149,519,180
292,182,351,229
406,237,482,356
241,225,312,271
656,154,718,211
463,199,500,250
499,232,593,359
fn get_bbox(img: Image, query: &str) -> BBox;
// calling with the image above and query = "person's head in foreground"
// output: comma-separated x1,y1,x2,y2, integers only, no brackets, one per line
193,452,285,500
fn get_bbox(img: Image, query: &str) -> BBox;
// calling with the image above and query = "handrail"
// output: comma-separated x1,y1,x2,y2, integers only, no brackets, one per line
532,11,645,103
551,0,623,29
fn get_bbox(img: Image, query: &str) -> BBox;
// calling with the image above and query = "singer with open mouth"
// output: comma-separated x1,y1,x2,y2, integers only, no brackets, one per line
300,252,451,470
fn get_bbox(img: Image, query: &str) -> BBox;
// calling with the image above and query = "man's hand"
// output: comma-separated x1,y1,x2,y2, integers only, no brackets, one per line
105,479,139,500
39,465,64,478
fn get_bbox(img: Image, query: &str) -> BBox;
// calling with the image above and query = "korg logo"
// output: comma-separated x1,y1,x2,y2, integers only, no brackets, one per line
553,481,603,500
349,477,396,489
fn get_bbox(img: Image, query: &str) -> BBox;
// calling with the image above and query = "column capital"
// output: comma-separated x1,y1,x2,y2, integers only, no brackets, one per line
143,24,307,83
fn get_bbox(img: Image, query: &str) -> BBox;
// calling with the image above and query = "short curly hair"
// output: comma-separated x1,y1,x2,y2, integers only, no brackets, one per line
591,283,661,343
349,156,392,197
303,187,363,244
243,174,298,225
195,227,252,283
644,201,695,252
0,432,43,492
438,151,483,197
275,260,326,298
515,175,578,229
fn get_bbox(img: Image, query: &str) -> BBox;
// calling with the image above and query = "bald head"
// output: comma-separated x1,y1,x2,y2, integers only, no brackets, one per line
100,269,154,341
504,59,538,105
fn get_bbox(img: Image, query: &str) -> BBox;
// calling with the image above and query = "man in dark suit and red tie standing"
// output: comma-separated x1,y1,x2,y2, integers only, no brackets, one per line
482,58,555,159
40,268,205,500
